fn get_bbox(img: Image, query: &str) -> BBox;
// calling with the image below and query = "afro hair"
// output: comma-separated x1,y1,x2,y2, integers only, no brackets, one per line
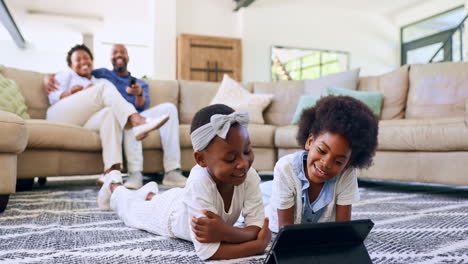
296,95,378,169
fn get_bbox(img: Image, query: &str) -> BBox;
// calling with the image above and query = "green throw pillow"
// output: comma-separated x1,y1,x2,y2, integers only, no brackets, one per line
0,73,30,119
326,86,384,117
291,95,320,125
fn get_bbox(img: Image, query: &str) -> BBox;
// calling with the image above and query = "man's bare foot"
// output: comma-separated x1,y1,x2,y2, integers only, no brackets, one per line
146,192,156,200
129,113,146,127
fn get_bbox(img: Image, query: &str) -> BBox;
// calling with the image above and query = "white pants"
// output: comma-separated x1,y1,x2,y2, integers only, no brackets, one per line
110,186,183,237
46,83,137,170
123,102,181,173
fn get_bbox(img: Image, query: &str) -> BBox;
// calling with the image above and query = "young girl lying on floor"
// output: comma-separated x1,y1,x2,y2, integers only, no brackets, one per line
262,95,379,232
97,104,271,260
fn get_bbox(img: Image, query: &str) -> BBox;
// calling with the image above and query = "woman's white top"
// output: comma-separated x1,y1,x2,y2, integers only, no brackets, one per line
48,68,113,105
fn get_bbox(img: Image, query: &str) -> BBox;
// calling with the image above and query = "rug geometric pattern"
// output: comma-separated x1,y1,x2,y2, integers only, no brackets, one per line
0,178,467,264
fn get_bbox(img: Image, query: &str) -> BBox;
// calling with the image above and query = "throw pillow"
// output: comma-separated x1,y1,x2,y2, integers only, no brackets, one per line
326,86,384,118
291,95,320,125
304,68,360,96
0,74,30,119
210,74,274,124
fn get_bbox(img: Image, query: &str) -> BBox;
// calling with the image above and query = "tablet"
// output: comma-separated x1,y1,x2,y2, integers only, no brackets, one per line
264,219,374,264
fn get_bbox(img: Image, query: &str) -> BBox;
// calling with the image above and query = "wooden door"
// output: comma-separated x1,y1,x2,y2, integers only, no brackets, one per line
177,34,242,82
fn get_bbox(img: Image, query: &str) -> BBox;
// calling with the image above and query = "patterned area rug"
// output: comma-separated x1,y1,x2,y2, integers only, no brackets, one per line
0,176,467,264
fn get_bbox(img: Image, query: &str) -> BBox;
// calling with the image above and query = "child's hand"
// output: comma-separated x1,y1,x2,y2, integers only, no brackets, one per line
191,210,227,243
256,217,272,250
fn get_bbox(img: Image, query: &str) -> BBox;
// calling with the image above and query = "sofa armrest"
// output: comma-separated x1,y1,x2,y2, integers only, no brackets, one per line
466,99,468,127
0,110,28,153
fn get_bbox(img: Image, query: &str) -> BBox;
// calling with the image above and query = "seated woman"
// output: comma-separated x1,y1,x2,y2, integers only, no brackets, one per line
46,44,168,178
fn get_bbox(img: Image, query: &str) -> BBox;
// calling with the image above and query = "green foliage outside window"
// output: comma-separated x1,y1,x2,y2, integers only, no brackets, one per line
271,46,349,81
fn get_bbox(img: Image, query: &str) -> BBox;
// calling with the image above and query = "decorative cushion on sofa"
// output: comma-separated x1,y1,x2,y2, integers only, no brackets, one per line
304,68,360,96
210,74,274,124
0,65,48,119
0,74,30,119
406,62,468,119
358,65,409,120
327,87,384,117
291,95,320,125
253,80,304,127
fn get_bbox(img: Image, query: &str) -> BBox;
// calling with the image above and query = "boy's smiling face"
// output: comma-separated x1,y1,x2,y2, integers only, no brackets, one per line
304,132,352,184
195,124,254,187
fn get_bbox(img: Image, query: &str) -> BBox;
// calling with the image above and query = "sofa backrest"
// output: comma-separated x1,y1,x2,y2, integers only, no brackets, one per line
0,65,49,119
177,80,254,125
145,79,179,108
358,65,409,120
253,80,304,126
406,61,468,119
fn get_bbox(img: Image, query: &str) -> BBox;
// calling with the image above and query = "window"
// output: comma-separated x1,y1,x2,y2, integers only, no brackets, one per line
401,6,466,65
271,46,349,81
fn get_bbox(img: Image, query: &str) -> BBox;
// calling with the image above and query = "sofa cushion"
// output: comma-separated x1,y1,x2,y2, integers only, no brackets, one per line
253,80,304,126
26,120,101,151
210,74,273,124
0,110,28,153
178,80,254,125
275,125,301,149
179,124,192,148
327,87,384,117
247,124,276,148
304,68,360,96
0,74,30,119
378,117,468,151
141,130,162,149
178,81,220,125
145,79,179,108
0,65,49,119
358,65,409,120
406,62,468,119
291,95,320,125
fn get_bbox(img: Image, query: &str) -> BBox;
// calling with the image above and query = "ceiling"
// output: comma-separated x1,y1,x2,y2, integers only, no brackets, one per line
7,0,433,20
5,0,149,24
251,0,430,17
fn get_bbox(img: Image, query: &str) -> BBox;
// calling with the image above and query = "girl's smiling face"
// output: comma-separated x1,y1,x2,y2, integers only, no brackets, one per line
196,124,254,187
304,132,351,184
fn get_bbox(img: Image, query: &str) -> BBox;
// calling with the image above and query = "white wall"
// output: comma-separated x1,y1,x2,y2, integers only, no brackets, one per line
176,0,242,38
1,0,466,80
242,2,399,81
1,0,154,78
0,8,85,73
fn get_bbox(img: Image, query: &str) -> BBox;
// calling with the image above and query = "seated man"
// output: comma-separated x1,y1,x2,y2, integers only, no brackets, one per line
45,44,187,188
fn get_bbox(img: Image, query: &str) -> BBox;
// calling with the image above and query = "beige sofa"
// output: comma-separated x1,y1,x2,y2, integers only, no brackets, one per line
1,61,467,212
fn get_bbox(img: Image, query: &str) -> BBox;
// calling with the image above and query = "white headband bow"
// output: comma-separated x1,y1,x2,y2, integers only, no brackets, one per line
191,111,249,151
